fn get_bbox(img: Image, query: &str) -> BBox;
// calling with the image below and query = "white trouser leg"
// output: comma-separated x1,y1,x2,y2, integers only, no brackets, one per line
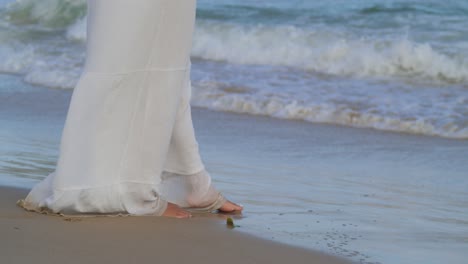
160,61,225,209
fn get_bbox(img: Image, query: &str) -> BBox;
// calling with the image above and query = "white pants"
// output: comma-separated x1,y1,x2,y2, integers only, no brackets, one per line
20,0,224,215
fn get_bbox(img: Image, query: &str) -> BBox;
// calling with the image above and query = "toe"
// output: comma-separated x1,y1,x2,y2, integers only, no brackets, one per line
176,211,192,219
219,201,243,212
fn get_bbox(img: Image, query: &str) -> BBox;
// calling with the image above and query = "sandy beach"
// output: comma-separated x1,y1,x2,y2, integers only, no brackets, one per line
1,0,468,263
1,186,351,264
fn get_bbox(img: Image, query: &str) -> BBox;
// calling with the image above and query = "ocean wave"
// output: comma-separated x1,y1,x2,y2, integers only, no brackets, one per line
191,82,468,139
2,0,86,28
0,41,84,89
65,15,86,41
2,0,468,84
57,18,468,84
191,21,468,83
0,44,36,73
0,0,467,140
359,5,420,15
359,2,468,16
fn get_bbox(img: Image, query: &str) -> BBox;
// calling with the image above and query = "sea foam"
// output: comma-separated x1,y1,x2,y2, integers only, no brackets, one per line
2,0,467,84
191,80,468,139
0,0,467,139
65,18,468,84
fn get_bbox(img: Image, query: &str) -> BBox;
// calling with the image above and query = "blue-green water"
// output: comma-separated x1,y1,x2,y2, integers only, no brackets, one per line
0,1,467,263
0,0,467,138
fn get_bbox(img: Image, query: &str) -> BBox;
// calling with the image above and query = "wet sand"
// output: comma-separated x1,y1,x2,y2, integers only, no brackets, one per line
0,186,351,264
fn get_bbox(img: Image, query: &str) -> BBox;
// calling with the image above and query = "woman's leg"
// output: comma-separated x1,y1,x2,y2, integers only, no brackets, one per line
160,61,243,212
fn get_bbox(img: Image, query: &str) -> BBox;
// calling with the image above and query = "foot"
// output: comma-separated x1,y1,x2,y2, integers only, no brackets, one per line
162,203,192,218
218,200,243,213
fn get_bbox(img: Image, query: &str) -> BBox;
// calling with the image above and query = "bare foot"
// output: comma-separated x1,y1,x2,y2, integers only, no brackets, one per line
218,200,243,213
162,203,192,218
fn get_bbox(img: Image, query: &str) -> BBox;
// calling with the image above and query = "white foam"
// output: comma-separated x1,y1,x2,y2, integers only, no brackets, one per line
191,81,468,139
191,21,468,83
16,7,461,86
24,67,80,89
4,0,86,27
66,15,86,42
49,18,468,83
0,45,36,73
1,2,466,139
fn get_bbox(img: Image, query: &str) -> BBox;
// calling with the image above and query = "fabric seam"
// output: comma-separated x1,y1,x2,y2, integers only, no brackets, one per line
115,7,166,211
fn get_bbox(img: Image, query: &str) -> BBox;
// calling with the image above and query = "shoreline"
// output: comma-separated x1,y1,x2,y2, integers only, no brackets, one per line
0,186,352,264
2,73,468,263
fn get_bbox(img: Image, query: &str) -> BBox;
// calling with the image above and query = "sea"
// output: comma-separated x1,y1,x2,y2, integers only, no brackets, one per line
0,1,467,264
